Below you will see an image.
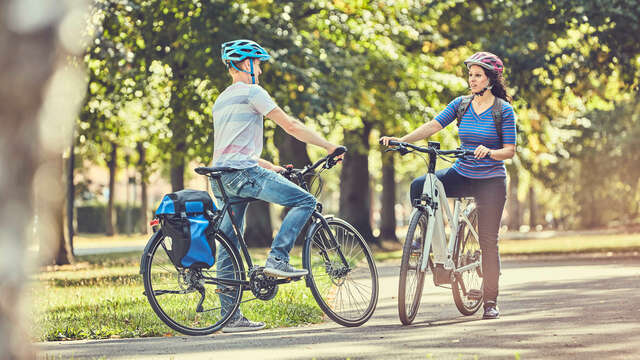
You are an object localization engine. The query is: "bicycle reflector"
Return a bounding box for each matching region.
[149,219,159,227]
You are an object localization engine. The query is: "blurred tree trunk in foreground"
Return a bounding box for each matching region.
[0,0,85,356]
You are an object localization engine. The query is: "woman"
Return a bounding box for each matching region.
[380,52,517,319]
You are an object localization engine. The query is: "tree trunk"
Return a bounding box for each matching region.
[273,126,310,241]
[169,83,187,192]
[244,200,273,247]
[506,165,521,231]
[379,150,397,241]
[170,151,185,192]
[340,123,376,243]
[137,142,148,234]
[274,127,312,167]
[67,137,75,254]
[0,0,78,356]
[106,142,117,236]
[53,192,73,265]
[528,185,537,230]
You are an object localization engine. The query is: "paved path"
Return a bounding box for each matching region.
[37,256,640,359]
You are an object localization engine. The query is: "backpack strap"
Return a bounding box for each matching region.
[455,95,474,127]
[491,97,505,147]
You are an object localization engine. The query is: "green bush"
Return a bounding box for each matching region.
[115,204,143,234]
[76,203,144,234]
[76,204,106,233]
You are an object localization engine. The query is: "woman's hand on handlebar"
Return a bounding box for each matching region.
[379,136,401,146]
[474,145,492,159]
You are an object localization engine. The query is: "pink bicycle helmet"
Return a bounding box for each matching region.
[464,52,504,75]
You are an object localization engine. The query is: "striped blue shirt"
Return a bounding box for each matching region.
[434,96,517,179]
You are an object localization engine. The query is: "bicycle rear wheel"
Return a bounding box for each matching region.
[142,231,244,335]
[398,211,433,325]
[304,218,379,327]
[452,207,483,315]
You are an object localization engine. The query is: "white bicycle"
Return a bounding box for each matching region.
[384,140,483,325]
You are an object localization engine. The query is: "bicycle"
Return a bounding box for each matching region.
[383,140,483,325]
[140,147,379,335]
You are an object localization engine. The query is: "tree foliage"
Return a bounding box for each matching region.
[77,0,640,234]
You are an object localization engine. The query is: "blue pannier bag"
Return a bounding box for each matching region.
[155,189,217,268]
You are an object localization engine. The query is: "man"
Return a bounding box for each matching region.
[211,39,343,332]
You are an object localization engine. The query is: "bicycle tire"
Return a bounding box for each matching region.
[303,217,379,327]
[142,230,244,335]
[398,211,433,325]
[452,207,483,315]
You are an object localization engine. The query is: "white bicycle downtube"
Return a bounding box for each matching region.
[420,207,437,272]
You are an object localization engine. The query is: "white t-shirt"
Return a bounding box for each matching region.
[211,82,277,169]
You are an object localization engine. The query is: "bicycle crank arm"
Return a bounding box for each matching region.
[275,276,304,284]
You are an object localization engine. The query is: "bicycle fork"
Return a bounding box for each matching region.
[419,207,437,273]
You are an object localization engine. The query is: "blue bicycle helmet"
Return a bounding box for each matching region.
[221,39,270,84]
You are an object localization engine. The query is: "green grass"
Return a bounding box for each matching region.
[374,232,640,262]
[31,249,322,341]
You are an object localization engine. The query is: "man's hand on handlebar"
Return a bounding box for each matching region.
[327,144,346,162]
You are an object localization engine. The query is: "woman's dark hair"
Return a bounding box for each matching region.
[483,68,513,104]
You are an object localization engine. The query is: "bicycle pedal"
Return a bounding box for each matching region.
[467,289,483,300]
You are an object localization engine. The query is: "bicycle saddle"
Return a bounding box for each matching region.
[194,167,241,176]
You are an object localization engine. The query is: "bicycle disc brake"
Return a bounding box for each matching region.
[249,267,278,301]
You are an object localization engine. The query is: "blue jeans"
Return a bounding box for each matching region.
[210,166,317,319]
[410,167,506,304]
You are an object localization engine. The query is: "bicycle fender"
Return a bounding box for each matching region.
[140,229,163,274]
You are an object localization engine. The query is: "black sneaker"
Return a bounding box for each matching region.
[482,302,500,319]
[433,263,452,285]
[264,257,308,278]
[222,316,266,333]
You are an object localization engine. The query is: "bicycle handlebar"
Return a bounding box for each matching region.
[281,146,347,180]
[380,139,474,157]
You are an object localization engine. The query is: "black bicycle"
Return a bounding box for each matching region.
[140,147,379,335]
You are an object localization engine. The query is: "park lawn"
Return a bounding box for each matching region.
[374,232,640,262]
[32,250,322,341]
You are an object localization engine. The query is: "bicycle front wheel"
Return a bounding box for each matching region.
[398,211,433,325]
[304,218,379,327]
[142,231,244,335]
[452,207,483,315]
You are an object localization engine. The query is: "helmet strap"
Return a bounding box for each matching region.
[230,60,256,84]
[473,84,493,96]
[249,59,255,84]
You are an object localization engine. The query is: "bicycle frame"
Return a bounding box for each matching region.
[416,173,479,275]
[205,165,350,289]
